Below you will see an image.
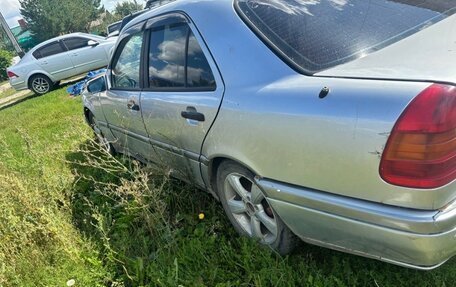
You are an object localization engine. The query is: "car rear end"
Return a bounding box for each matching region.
[7,65,28,92]
[7,54,38,91]
[203,0,456,269]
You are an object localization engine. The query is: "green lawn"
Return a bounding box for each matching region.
[0,87,454,287]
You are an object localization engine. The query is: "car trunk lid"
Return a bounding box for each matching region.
[316,15,456,84]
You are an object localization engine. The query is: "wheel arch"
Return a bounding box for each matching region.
[207,155,260,195]
[27,72,54,89]
[83,106,94,125]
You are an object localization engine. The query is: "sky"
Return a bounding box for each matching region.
[1,0,147,27]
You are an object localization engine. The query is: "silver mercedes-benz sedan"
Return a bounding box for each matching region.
[7,33,117,94]
[82,0,456,269]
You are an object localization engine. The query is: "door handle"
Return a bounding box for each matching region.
[181,106,205,122]
[127,99,140,111]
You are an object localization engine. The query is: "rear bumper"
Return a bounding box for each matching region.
[9,78,28,91]
[257,178,456,269]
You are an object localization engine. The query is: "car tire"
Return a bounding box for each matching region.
[87,112,115,155]
[29,74,53,95]
[216,161,297,255]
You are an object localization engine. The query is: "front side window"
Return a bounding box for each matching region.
[148,22,216,90]
[111,33,144,90]
[33,42,65,59]
[236,0,456,73]
[63,37,90,51]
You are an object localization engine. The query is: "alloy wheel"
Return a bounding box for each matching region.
[223,173,278,244]
[32,77,50,94]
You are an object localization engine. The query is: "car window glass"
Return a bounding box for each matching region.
[149,24,187,88]
[34,42,65,59]
[88,76,106,93]
[236,0,456,73]
[63,37,90,51]
[108,22,122,34]
[112,33,144,90]
[187,31,215,89]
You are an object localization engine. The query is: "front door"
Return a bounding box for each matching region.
[140,14,225,183]
[102,25,156,162]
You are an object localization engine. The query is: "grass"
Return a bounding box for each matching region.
[0,86,455,286]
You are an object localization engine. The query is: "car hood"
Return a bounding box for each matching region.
[316,15,456,84]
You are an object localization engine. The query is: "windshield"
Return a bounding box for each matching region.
[236,0,456,74]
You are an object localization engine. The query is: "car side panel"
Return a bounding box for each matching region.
[36,49,75,81]
[202,75,456,210]
[67,42,110,74]
[155,0,456,210]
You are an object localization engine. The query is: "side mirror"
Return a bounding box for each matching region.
[87,76,106,93]
[88,40,99,47]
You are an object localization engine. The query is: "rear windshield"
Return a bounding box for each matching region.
[235,0,456,74]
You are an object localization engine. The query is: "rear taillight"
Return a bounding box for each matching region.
[7,71,18,79]
[380,84,456,189]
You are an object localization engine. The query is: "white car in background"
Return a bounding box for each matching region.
[7,33,117,94]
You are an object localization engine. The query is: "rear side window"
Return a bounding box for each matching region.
[236,0,456,74]
[33,42,65,59]
[63,37,89,51]
[187,31,215,88]
[148,23,216,90]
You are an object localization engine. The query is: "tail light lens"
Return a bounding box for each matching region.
[380,84,456,189]
[7,71,18,79]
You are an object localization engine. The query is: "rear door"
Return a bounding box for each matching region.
[62,37,108,74]
[33,41,74,80]
[140,13,225,183]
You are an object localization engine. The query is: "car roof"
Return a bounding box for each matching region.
[122,0,231,32]
[30,33,101,53]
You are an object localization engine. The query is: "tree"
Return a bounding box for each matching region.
[0,50,13,81]
[114,0,144,18]
[0,29,12,51]
[20,0,104,42]
[89,11,120,37]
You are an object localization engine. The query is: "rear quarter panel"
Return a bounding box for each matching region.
[9,61,50,90]
[204,75,456,210]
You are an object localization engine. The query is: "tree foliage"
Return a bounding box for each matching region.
[0,50,13,81]
[89,11,121,37]
[114,0,144,18]
[0,30,13,52]
[19,0,104,42]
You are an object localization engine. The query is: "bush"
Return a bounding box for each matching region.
[0,50,13,82]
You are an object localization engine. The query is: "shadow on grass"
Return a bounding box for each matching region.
[55,77,86,90]
[64,140,456,286]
